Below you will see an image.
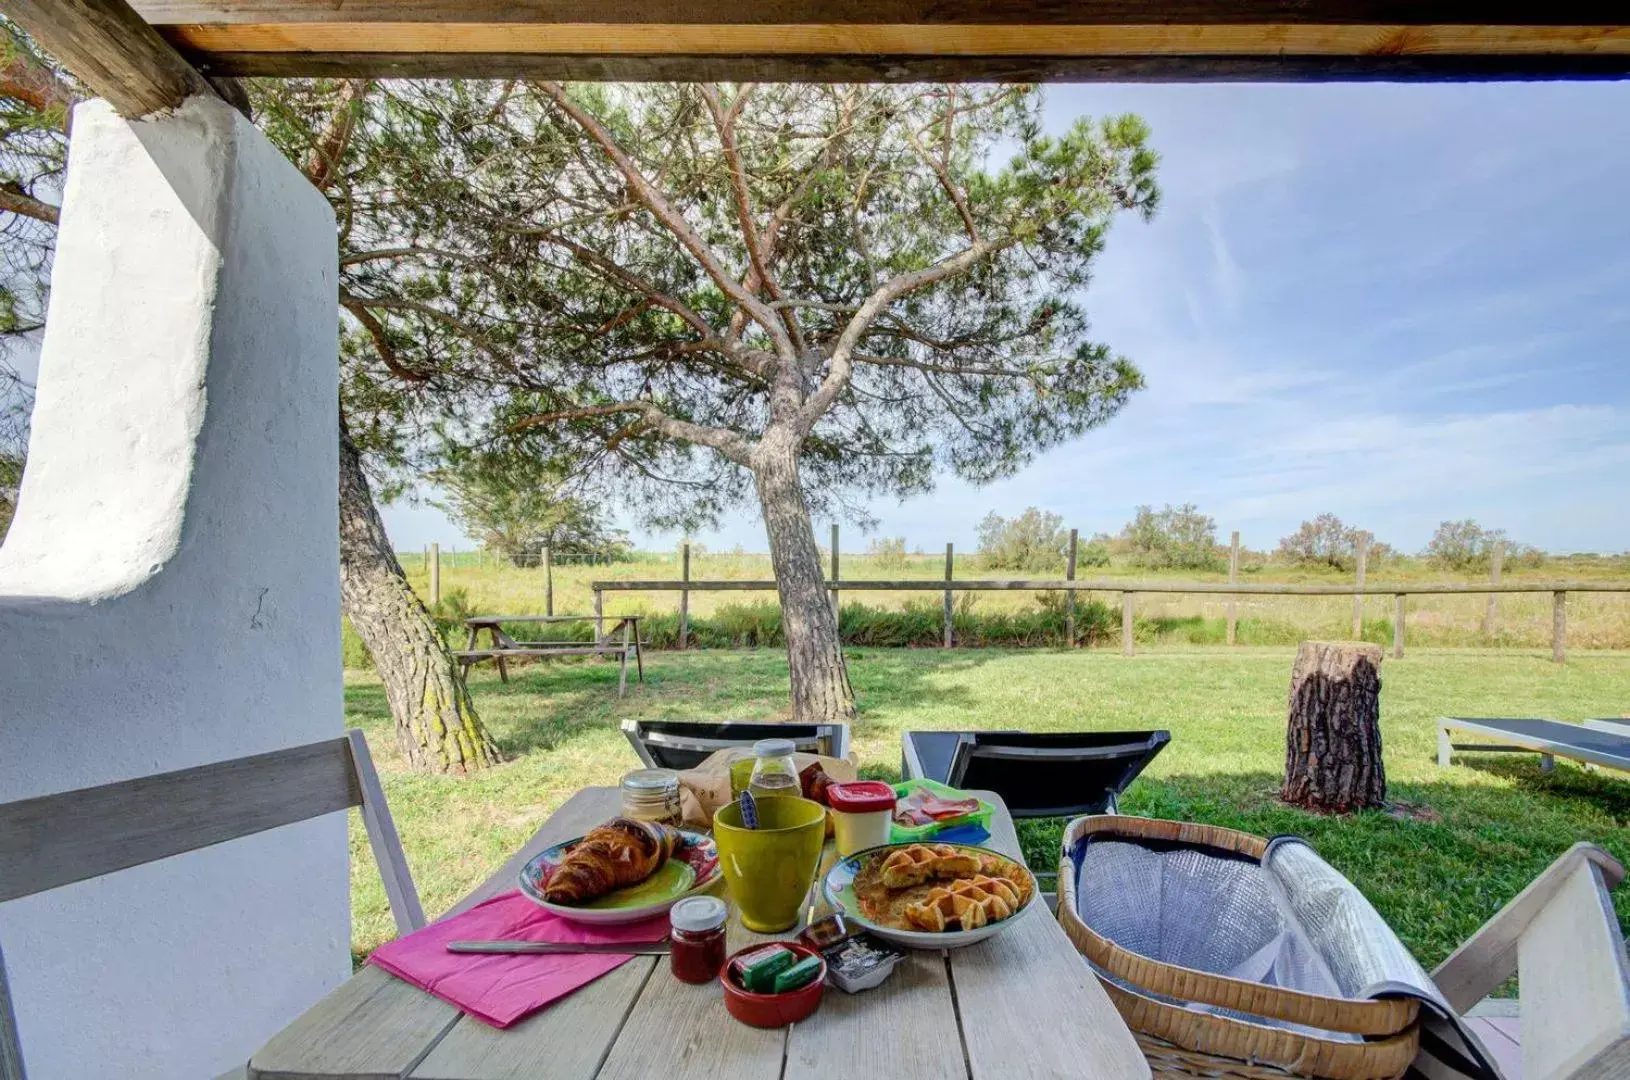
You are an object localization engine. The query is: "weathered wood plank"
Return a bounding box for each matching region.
[1552,589,1567,663]
[411,960,656,1080]
[0,738,359,903]
[593,578,1630,595]
[183,51,1630,82]
[783,952,963,1080]
[1065,528,1078,647]
[1227,530,1240,646]
[125,2,1630,26]
[160,21,1630,59]
[955,793,1150,1080]
[348,730,427,936]
[5,0,214,116]
[248,965,460,1080]
[594,919,784,1080]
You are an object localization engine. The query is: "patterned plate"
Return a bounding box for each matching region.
[519,828,721,925]
[823,842,1039,949]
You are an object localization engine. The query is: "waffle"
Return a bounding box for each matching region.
[878,843,982,888]
[903,875,1022,932]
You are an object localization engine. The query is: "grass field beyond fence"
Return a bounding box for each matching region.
[354,550,1630,665]
[344,646,1630,986]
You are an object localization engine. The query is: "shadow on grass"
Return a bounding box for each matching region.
[461,646,1008,760]
[1014,768,1630,970]
[1452,752,1630,821]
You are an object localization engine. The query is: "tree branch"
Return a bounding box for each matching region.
[339,291,428,384]
[0,182,58,225]
[797,236,1013,432]
[0,36,78,128]
[306,78,372,191]
[506,399,751,465]
[533,80,793,358]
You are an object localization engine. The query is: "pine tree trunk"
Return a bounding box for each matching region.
[751,435,857,725]
[1281,640,1385,813]
[339,424,502,772]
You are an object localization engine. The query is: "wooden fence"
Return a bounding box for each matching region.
[595,561,1630,662]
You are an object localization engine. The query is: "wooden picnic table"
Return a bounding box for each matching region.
[244,787,1149,1080]
[458,615,643,695]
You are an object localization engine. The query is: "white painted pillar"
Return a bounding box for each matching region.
[0,97,344,1079]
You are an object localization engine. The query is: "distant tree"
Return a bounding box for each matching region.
[1121,503,1221,570]
[866,535,908,569]
[1277,513,1393,571]
[1425,519,1505,571]
[432,453,627,567]
[976,507,1070,572]
[1078,534,1112,568]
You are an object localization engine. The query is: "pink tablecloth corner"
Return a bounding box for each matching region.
[367,890,670,1028]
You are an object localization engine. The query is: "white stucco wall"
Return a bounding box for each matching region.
[0,97,347,1078]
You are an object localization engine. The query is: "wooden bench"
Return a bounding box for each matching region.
[457,615,644,696]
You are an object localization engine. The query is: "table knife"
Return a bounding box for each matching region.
[446,940,671,955]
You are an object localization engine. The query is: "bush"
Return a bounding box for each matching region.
[866,535,908,569]
[1077,538,1111,569]
[1277,514,1394,571]
[976,507,1069,572]
[1120,503,1223,571]
[1423,520,1536,572]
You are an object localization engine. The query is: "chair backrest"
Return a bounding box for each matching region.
[946,730,1170,818]
[620,719,849,771]
[0,729,422,1080]
[1432,843,1630,1080]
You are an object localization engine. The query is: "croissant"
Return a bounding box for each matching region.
[542,817,682,905]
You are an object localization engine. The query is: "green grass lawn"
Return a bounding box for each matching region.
[344,646,1630,977]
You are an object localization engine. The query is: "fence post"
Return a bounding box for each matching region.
[1352,534,1368,639]
[1483,540,1505,637]
[1393,594,1405,659]
[1226,531,1239,646]
[830,523,840,624]
[543,544,553,616]
[942,543,955,647]
[595,588,604,644]
[1121,592,1134,656]
[422,544,429,573]
[1065,528,1078,648]
[430,542,440,605]
[1553,590,1566,663]
[680,542,690,651]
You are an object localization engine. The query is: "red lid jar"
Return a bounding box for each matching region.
[826,781,898,813]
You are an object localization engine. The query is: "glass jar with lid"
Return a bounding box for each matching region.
[746,738,801,798]
[620,768,682,826]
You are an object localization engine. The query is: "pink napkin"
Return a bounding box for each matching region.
[368,890,669,1028]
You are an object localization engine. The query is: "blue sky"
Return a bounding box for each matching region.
[382,82,1624,556]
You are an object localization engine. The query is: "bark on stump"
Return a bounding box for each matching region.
[1281,641,1386,813]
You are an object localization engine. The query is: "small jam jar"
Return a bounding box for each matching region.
[668,896,728,984]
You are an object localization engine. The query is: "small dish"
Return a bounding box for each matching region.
[720,942,827,1027]
[518,828,720,925]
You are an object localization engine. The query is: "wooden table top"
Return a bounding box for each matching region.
[245,787,1149,1080]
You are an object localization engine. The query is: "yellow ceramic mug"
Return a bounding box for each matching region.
[713,795,827,932]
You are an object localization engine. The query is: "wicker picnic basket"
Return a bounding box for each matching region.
[1056,816,1420,1080]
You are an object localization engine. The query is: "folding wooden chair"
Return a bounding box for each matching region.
[1430,842,1629,1079]
[0,729,422,1080]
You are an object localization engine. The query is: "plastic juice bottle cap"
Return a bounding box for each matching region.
[669,896,728,933]
[826,781,898,813]
[752,738,797,758]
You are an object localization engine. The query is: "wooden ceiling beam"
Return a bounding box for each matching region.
[152,20,1630,82]
[4,0,218,117]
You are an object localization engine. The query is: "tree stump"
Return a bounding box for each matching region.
[1281,641,1386,813]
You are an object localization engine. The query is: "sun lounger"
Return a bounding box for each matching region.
[1437,717,1630,774]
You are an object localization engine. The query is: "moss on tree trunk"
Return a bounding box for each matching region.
[339,425,501,772]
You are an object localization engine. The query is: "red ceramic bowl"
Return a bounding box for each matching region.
[720,942,827,1028]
